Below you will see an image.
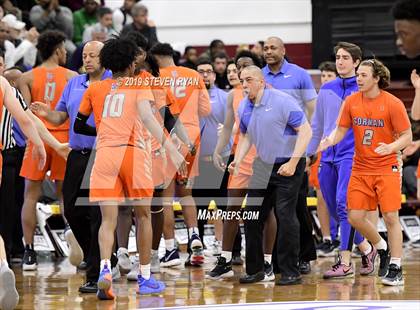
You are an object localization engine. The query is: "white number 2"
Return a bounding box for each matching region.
[102,93,125,118]
[362,129,374,145]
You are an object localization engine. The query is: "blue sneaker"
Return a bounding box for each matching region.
[97,265,115,300]
[137,275,166,295]
[160,248,181,267]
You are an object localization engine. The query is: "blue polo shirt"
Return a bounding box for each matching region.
[55,70,112,150]
[262,60,317,111]
[199,86,232,157]
[238,88,306,164]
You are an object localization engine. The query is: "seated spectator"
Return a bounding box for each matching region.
[0,0,22,20]
[213,52,230,90]
[82,7,116,43]
[29,0,76,54]
[113,0,139,33]
[251,40,265,66]
[0,19,38,69]
[180,46,198,69]
[200,39,225,60]
[73,0,100,45]
[121,3,157,48]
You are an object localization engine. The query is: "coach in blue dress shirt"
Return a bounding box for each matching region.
[193,59,233,240]
[230,66,312,285]
[262,36,318,273]
[30,41,116,293]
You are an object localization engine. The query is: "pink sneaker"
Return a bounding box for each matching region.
[360,246,377,276]
[323,262,354,279]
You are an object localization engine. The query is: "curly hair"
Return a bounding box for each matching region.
[234,50,262,68]
[99,38,139,73]
[392,0,420,21]
[359,59,391,89]
[36,30,66,61]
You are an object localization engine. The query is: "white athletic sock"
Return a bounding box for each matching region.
[221,251,232,262]
[0,259,7,268]
[165,239,175,251]
[323,236,332,242]
[374,239,387,251]
[151,249,158,255]
[390,257,401,268]
[264,254,272,265]
[188,227,198,237]
[362,242,372,255]
[140,264,151,280]
[100,259,111,272]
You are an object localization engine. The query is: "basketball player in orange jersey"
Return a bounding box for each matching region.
[150,43,211,267]
[75,38,186,299]
[18,30,80,271]
[0,75,46,310]
[320,59,412,286]
[209,53,276,281]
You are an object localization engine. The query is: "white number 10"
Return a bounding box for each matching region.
[102,93,125,118]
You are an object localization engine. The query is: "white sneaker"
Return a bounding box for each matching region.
[64,228,84,266]
[204,240,221,257]
[0,264,19,310]
[151,251,160,273]
[127,256,139,281]
[117,247,131,274]
[112,265,121,282]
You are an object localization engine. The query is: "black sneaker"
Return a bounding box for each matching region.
[78,281,98,293]
[262,261,275,282]
[160,248,181,267]
[277,274,302,286]
[207,256,234,279]
[377,248,390,278]
[317,240,336,257]
[332,239,340,250]
[299,261,311,274]
[239,271,265,283]
[381,264,404,286]
[231,253,243,265]
[22,246,37,271]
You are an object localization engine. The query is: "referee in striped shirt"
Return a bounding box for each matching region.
[0,60,70,263]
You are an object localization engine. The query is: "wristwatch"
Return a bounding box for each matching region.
[188,143,196,156]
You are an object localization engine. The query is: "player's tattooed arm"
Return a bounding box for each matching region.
[74,112,97,136]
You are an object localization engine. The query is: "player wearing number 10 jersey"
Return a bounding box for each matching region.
[320,59,412,286]
[75,38,186,299]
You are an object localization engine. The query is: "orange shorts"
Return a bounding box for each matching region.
[347,174,402,213]
[309,154,321,189]
[417,159,420,178]
[90,146,153,202]
[228,172,251,189]
[166,144,199,186]
[20,130,68,181]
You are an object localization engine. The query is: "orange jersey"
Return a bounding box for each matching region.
[31,66,70,131]
[79,78,154,150]
[338,90,411,175]
[232,86,257,176]
[158,65,210,143]
[137,70,177,152]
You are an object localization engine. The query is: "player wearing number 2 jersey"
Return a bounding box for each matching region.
[17,31,78,271]
[150,43,211,267]
[75,38,186,300]
[307,42,372,279]
[320,59,412,287]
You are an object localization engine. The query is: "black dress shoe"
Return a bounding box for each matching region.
[79,281,98,293]
[239,271,265,283]
[231,254,243,266]
[299,261,311,274]
[277,274,302,286]
[77,261,88,271]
